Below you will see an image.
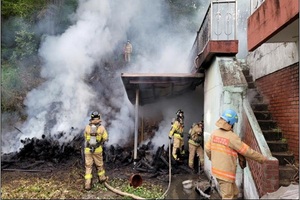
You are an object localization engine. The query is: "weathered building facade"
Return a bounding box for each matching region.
[122,0,298,198]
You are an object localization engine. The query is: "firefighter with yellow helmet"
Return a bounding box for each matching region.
[205,109,266,199]
[84,111,108,190]
[169,109,185,161]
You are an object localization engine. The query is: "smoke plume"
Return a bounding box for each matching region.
[2,0,208,153]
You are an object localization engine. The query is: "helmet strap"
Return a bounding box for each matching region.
[215,118,232,131]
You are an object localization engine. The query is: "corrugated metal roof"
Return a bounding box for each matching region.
[121,73,204,105]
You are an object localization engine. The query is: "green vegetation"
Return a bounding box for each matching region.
[1,171,164,199]
[1,0,78,113]
[1,0,47,20]
[109,178,164,199]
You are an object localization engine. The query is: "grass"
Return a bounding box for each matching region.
[108,178,164,199]
[1,166,165,199]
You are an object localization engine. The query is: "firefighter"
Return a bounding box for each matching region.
[188,121,204,172]
[205,109,267,199]
[84,111,108,190]
[123,40,133,62]
[169,109,185,161]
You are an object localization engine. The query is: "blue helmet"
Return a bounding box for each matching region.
[221,109,238,125]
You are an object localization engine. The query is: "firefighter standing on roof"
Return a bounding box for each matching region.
[124,40,133,62]
[84,111,108,190]
[169,109,184,161]
[188,121,204,172]
[205,109,266,199]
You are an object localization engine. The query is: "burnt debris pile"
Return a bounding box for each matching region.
[2,133,193,176]
[104,141,194,175]
[2,132,84,169]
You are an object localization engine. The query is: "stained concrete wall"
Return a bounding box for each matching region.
[246,42,299,80]
[203,56,248,198]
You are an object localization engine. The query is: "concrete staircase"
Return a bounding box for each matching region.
[242,69,297,187]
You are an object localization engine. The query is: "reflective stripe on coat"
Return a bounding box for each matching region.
[205,129,266,183]
[84,123,108,154]
[169,120,184,139]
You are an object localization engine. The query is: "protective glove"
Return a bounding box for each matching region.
[238,153,246,169]
[86,142,90,148]
[96,140,105,147]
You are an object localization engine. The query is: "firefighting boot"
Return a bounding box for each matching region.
[84,179,92,191]
[199,162,204,174]
[99,175,108,183]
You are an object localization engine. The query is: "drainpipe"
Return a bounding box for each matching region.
[134,89,139,165]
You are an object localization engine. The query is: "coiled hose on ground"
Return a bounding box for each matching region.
[104,139,173,199]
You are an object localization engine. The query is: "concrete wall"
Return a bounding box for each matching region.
[203,56,248,198]
[246,42,298,80]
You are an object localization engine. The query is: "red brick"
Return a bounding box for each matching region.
[256,64,299,161]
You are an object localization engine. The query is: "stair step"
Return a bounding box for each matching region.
[254,111,272,120]
[247,82,256,88]
[272,151,295,165]
[245,75,253,82]
[251,103,269,111]
[247,89,264,104]
[257,120,277,130]
[267,140,288,152]
[279,165,298,180]
[262,130,282,140]
[242,69,250,76]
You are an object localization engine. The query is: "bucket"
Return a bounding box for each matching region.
[182,180,193,189]
[129,174,143,188]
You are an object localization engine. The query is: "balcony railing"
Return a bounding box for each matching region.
[190,0,237,70]
[250,0,265,14]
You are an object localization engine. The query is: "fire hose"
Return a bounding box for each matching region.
[104,139,172,199]
[158,138,172,199]
[104,182,145,200]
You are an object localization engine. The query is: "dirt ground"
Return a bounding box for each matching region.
[1,156,173,199]
[1,154,221,199]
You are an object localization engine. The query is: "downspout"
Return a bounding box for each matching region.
[134,89,139,165]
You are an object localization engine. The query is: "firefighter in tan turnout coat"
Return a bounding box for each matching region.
[205,109,266,199]
[188,121,204,172]
[84,111,108,190]
[169,109,184,161]
[123,40,133,62]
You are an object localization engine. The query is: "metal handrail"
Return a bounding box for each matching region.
[250,0,265,14]
[190,0,237,70]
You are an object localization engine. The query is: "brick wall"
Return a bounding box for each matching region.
[242,113,279,197]
[256,63,299,161]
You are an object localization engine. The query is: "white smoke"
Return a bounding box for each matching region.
[2,0,207,153]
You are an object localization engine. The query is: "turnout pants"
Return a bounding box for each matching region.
[125,53,131,62]
[217,178,239,199]
[85,152,106,184]
[172,137,183,160]
[188,143,204,169]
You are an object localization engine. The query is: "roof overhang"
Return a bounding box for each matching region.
[121,73,204,106]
